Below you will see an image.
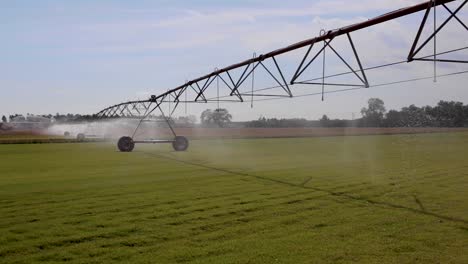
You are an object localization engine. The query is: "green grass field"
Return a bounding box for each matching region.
[1,132,467,263]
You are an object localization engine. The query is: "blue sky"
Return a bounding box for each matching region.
[1,0,467,121]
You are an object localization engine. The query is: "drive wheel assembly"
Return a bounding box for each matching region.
[118,136,135,152]
[172,136,189,151]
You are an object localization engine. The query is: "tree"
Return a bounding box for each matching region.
[398,105,432,127]
[200,109,213,125]
[464,104,468,126]
[319,115,330,127]
[212,108,232,127]
[200,108,232,127]
[430,101,465,127]
[9,114,21,121]
[384,110,403,127]
[361,98,386,127]
[1,115,7,123]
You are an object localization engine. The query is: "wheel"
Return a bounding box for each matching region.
[172,136,189,151]
[64,131,70,137]
[118,136,135,152]
[77,133,85,142]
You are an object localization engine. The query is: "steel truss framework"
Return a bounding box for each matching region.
[92,0,468,151]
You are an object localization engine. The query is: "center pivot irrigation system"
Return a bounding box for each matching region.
[95,0,468,152]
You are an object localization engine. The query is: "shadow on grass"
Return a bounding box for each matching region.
[141,151,468,225]
[412,195,426,212]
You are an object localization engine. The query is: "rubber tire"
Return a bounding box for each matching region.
[64,131,70,137]
[172,136,189,151]
[77,133,85,142]
[118,136,135,152]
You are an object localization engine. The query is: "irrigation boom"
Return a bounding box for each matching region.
[91,0,467,152]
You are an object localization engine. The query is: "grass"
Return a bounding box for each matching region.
[0,134,62,139]
[0,132,467,263]
[0,134,64,144]
[0,134,105,144]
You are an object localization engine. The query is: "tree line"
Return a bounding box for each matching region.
[360,98,468,127]
[2,113,97,123]
[244,99,468,128]
[2,99,468,128]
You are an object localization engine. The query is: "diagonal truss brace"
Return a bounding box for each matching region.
[218,74,244,101]
[291,33,369,88]
[228,56,293,98]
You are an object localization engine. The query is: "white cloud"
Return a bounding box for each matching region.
[67,0,442,57]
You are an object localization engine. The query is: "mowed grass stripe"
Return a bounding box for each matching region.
[3,190,339,262]
[1,182,292,231]
[2,186,327,259]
